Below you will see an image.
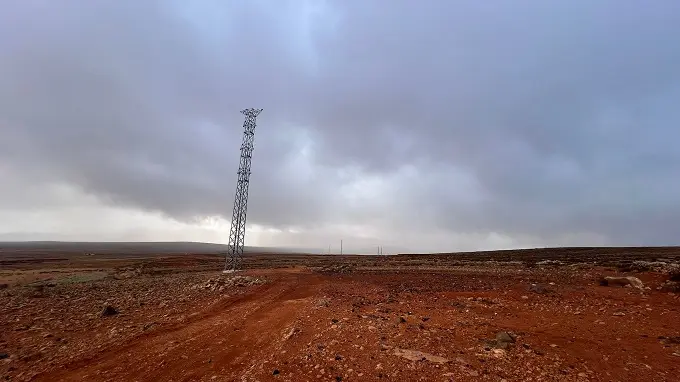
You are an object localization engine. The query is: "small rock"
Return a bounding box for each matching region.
[661,337,680,345]
[100,305,118,317]
[660,281,680,292]
[0,353,8,360]
[273,369,280,375]
[528,284,549,294]
[392,348,451,364]
[496,332,515,344]
[600,276,644,290]
[612,312,625,316]
[484,332,516,349]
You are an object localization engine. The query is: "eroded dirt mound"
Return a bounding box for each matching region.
[193,275,266,291]
[317,263,353,274]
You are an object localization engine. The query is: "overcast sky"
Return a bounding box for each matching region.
[1,0,679,253]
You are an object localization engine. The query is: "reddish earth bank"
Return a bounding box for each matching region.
[1,248,680,381]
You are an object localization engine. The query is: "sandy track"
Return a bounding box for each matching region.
[36,273,323,382]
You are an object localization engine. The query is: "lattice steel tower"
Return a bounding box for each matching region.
[224,108,263,272]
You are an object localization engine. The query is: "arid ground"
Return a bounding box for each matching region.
[1,247,680,381]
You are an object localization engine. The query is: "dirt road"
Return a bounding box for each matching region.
[36,271,323,382]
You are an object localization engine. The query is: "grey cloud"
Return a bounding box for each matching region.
[0,1,334,229]
[304,0,680,244]
[1,0,680,248]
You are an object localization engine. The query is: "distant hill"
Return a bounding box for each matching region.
[0,241,308,255]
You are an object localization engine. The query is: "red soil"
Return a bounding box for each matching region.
[1,252,679,381]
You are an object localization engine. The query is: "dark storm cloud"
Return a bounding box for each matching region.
[1,0,680,246]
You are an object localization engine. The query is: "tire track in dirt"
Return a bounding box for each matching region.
[34,272,325,382]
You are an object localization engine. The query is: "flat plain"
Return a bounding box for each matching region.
[1,247,679,381]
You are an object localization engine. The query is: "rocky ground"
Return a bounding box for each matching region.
[1,250,680,381]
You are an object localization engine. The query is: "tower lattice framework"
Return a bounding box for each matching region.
[225,108,263,272]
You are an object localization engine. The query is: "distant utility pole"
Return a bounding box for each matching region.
[340,240,343,256]
[224,108,263,273]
